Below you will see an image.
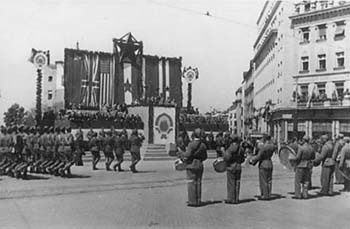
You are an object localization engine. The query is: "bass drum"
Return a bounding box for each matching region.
[174,158,186,171]
[213,157,227,173]
[278,145,297,171]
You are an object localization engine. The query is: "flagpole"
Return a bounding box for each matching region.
[36,69,42,124]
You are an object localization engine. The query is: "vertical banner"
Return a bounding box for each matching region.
[158,59,163,96]
[165,59,170,99]
[124,63,132,104]
[142,57,146,98]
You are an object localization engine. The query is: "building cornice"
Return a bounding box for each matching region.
[290,4,350,27]
[253,1,281,49]
[253,29,277,63]
[293,70,350,79]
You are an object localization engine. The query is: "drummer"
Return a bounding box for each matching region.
[292,136,315,199]
[223,135,245,204]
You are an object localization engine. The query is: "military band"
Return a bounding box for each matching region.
[2,123,350,208]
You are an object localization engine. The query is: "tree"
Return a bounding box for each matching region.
[3,103,26,127]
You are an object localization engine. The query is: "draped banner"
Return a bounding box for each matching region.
[64,48,182,108]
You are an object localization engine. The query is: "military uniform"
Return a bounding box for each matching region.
[129,130,144,173]
[332,137,345,184]
[74,129,84,166]
[113,133,126,171]
[183,130,208,207]
[251,139,276,200]
[314,138,335,195]
[224,139,245,204]
[89,133,100,170]
[339,140,350,191]
[293,139,315,199]
[103,132,115,171]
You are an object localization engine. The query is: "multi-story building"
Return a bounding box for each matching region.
[246,1,295,143]
[242,61,255,136]
[42,60,64,111]
[244,0,350,143]
[228,87,243,137]
[285,0,350,139]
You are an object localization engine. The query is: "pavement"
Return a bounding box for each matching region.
[1,155,350,229]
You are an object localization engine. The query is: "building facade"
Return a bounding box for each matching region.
[284,0,350,139]
[42,60,64,112]
[244,0,350,144]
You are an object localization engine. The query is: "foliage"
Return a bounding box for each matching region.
[3,103,26,126]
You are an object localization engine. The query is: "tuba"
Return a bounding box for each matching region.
[278,145,297,171]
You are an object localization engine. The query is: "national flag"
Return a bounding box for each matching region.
[99,58,111,107]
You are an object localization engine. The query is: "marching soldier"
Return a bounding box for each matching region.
[61,127,75,176]
[332,134,345,184]
[182,128,207,207]
[89,132,100,170]
[223,135,245,204]
[338,137,350,192]
[250,135,276,200]
[129,129,145,173]
[75,127,85,166]
[86,127,95,141]
[313,135,335,196]
[113,132,126,172]
[292,136,315,199]
[103,131,115,171]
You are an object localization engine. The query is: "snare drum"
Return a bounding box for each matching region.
[174,158,186,171]
[213,157,227,173]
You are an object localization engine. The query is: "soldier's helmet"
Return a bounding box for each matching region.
[55,127,61,132]
[67,127,72,132]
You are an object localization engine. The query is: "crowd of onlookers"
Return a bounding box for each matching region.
[295,89,350,103]
[42,104,143,129]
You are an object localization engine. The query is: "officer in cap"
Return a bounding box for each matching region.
[182,128,208,207]
[313,135,335,196]
[292,135,315,199]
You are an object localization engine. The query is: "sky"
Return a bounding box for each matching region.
[0,0,265,125]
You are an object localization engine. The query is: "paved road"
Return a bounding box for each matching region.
[1,156,350,229]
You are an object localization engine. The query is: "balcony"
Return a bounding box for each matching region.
[296,99,350,108]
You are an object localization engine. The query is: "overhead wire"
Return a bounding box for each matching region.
[147,0,349,51]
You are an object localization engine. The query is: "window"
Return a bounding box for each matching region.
[335,21,345,40]
[305,3,311,12]
[317,83,326,94]
[317,54,326,70]
[301,56,309,71]
[335,82,344,99]
[300,85,308,97]
[336,52,345,68]
[317,24,327,40]
[48,76,53,82]
[301,27,310,43]
[48,90,53,100]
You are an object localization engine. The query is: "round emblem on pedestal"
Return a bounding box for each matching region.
[155,113,173,139]
[33,52,48,69]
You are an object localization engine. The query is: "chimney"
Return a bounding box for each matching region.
[76,41,79,50]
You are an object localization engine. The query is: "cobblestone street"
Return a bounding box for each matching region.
[1,156,349,229]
